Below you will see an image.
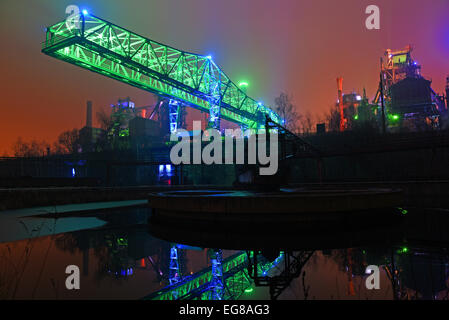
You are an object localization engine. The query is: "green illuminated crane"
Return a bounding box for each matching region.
[42,12,282,130]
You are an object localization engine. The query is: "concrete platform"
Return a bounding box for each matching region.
[148,188,403,224]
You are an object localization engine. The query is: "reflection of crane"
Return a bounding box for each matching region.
[246,250,314,300]
[145,251,287,300]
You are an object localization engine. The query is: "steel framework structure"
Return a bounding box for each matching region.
[145,251,283,300]
[168,245,181,299]
[41,12,282,129]
[208,249,225,300]
[373,46,421,105]
[168,99,181,134]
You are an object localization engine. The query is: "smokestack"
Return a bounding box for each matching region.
[446,76,449,109]
[337,77,344,132]
[86,101,92,128]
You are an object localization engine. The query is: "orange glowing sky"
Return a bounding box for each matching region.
[1,0,449,155]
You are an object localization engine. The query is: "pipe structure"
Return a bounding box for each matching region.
[337,77,345,132]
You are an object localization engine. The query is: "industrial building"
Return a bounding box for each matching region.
[374,46,448,131]
[336,46,448,132]
[336,77,364,131]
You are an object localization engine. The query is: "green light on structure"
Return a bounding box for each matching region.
[397,246,409,254]
[354,115,359,120]
[41,15,283,129]
[244,287,254,293]
[387,114,400,123]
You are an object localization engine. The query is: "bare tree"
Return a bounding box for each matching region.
[12,137,49,157]
[300,112,315,134]
[274,92,302,133]
[51,141,66,155]
[326,105,341,132]
[57,129,80,154]
[96,108,112,131]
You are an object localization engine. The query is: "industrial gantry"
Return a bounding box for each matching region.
[41,11,282,132]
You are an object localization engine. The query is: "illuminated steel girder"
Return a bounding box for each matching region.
[145,251,285,300]
[169,245,181,285]
[209,249,225,300]
[169,245,181,299]
[41,13,282,129]
[168,100,181,134]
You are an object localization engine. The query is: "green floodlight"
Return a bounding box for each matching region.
[397,246,409,254]
[244,287,254,293]
[239,81,249,87]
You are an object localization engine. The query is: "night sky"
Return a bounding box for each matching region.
[1,0,449,155]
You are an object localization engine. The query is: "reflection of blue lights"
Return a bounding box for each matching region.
[71,168,76,177]
[260,252,284,277]
[114,268,133,277]
[159,164,173,175]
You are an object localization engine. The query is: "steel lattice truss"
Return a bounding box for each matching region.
[145,251,282,300]
[42,13,282,128]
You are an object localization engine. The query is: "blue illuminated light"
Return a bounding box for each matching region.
[165,164,172,172]
[206,55,212,60]
[82,9,88,15]
[159,165,164,173]
[71,168,75,177]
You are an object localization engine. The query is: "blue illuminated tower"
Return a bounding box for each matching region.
[168,99,181,134]
[169,244,181,299]
[209,249,224,300]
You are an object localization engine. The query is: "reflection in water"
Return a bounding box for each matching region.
[0,206,448,300]
[158,164,174,186]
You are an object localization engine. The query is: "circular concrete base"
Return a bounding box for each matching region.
[148,187,403,225]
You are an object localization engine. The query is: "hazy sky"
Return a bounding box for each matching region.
[1,0,449,154]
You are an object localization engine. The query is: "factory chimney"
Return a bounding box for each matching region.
[337,77,344,132]
[86,100,93,128]
[446,76,449,109]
